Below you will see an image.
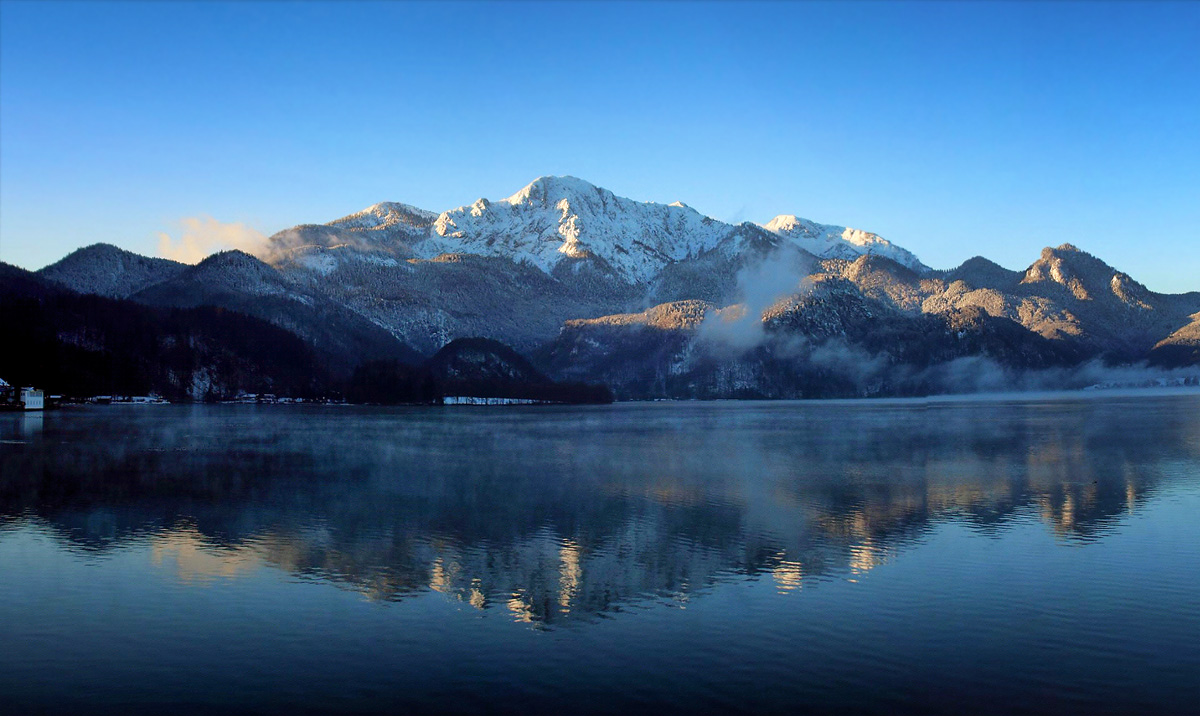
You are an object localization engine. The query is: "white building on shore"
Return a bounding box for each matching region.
[21,387,44,411]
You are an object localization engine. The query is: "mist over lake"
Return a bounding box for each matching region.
[2,392,1198,715]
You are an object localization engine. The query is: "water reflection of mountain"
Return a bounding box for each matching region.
[1,395,1197,624]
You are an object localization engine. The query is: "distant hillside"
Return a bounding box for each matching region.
[1,262,331,400]
[43,247,424,374]
[40,243,186,298]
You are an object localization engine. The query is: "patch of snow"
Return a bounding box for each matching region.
[761,215,927,272]
[329,201,438,231]
[417,176,730,283]
[299,252,337,275]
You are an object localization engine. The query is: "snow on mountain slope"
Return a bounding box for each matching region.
[761,215,928,272]
[328,201,438,233]
[413,176,730,283]
[268,176,928,287]
[264,202,436,267]
[250,176,940,351]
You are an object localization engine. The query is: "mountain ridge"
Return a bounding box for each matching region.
[266,175,927,285]
[23,177,1200,398]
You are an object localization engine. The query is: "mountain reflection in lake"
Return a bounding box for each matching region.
[2,393,1199,715]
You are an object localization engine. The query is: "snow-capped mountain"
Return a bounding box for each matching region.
[265,201,435,266]
[419,176,730,283]
[328,201,438,233]
[25,177,1200,399]
[269,175,925,285]
[761,215,926,271]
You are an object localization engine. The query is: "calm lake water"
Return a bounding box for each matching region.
[1,392,1199,715]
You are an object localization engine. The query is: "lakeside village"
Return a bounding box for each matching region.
[1,378,554,411]
[0,380,332,410]
[0,377,328,410]
[9,375,1195,412]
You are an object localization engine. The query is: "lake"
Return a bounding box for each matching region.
[2,392,1199,715]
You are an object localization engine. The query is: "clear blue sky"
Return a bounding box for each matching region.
[1,1,1197,291]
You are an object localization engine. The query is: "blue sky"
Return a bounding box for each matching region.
[1,1,1197,291]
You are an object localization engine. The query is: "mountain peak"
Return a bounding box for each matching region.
[39,243,186,299]
[272,176,929,284]
[1024,243,1126,302]
[762,214,807,233]
[72,242,124,254]
[944,256,1023,289]
[194,249,274,272]
[503,175,604,207]
[761,215,927,272]
[424,176,725,283]
[53,243,144,263]
[329,201,437,231]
